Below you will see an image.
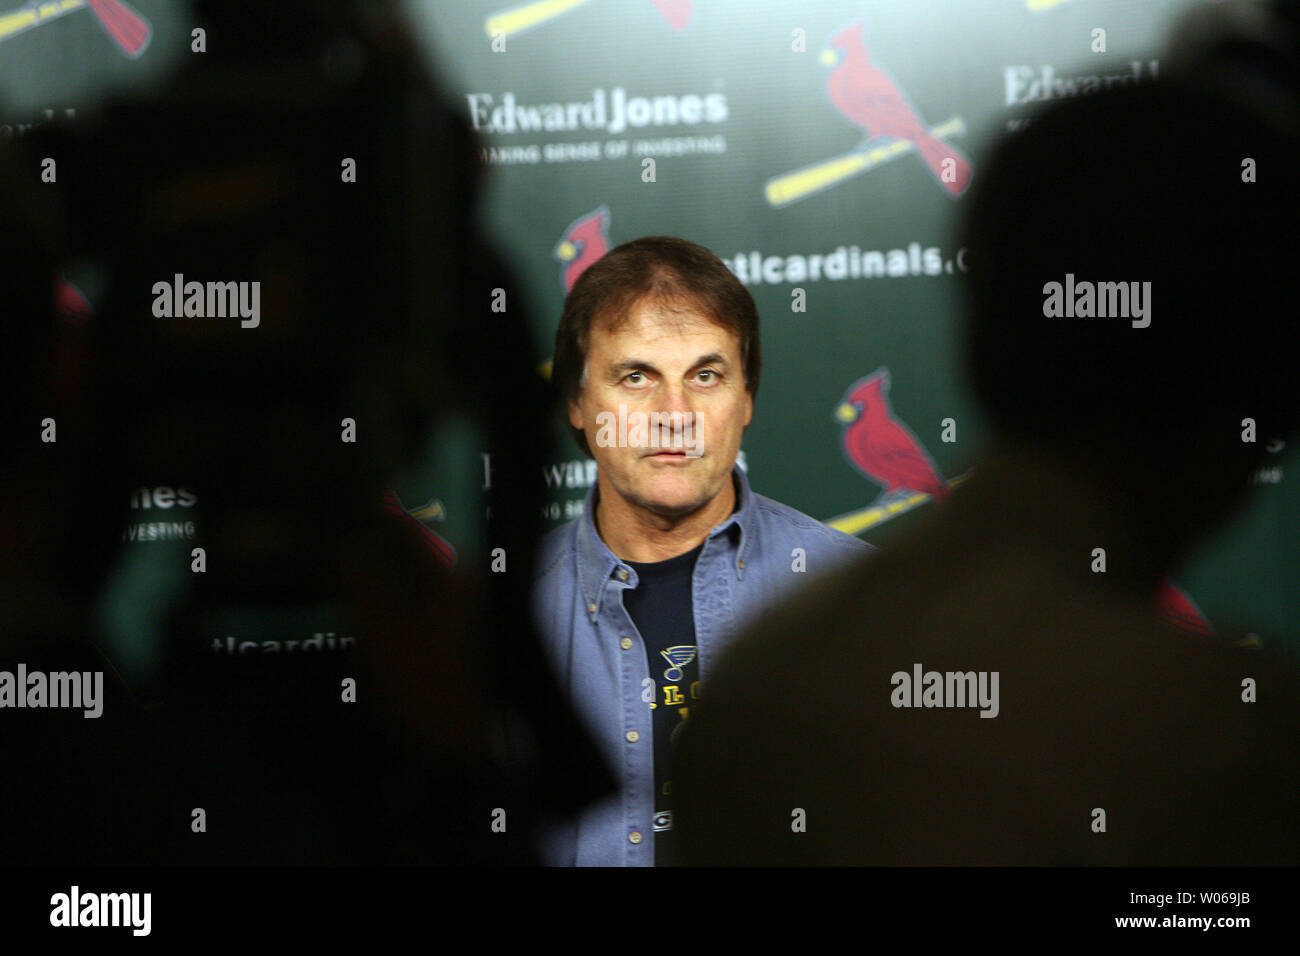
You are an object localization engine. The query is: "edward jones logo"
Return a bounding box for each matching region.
[466,87,727,137]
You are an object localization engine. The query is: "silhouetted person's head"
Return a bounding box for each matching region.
[48,1,479,599]
[958,79,1300,568]
[0,145,63,627]
[0,136,121,618]
[0,146,59,475]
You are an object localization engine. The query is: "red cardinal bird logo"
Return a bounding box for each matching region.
[823,23,971,197]
[56,276,92,324]
[837,368,950,503]
[555,205,611,293]
[382,491,456,569]
[1155,576,1214,638]
[51,276,92,409]
[650,0,693,30]
[0,0,151,57]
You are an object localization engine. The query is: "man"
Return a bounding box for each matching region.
[674,78,1300,865]
[532,236,871,865]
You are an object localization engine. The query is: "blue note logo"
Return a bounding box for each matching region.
[660,645,696,682]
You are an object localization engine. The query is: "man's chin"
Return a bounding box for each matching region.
[639,498,707,520]
[626,478,711,519]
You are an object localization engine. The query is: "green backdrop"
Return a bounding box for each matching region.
[3,0,1293,658]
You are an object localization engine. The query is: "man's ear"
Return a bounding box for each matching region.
[743,389,754,428]
[568,398,585,432]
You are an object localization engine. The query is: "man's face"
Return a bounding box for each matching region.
[569,300,753,519]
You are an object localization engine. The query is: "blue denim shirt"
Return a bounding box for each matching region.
[531,464,873,865]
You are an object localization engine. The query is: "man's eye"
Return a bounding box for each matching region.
[697,369,718,383]
[625,371,646,385]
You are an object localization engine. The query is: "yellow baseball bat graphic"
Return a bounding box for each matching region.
[1025,0,1072,11]
[409,500,445,522]
[485,0,596,39]
[765,116,965,208]
[1,0,149,55]
[827,473,971,537]
[0,0,83,43]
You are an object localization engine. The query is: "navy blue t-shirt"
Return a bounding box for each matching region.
[622,542,704,866]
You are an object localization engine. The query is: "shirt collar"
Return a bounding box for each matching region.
[575,463,754,621]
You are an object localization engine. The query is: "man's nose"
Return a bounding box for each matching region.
[656,381,693,416]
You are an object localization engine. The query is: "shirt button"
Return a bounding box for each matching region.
[617,568,629,581]
[626,730,640,743]
[620,637,633,650]
[738,558,745,570]
[587,602,597,614]
[629,831,643,845]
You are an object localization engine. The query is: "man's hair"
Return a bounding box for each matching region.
[958,79,1300,482]
[552,236,761,456]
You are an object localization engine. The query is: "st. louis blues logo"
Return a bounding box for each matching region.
[660,645,696,683]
